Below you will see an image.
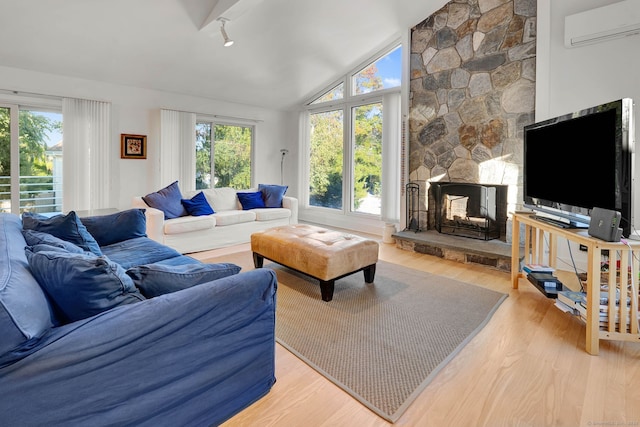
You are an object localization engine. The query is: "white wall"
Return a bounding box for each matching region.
[0,65,296,211]
[536,0,640,273]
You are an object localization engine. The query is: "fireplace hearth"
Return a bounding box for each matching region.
[428,182,508,241]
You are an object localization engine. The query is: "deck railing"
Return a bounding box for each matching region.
[0,175,63,214]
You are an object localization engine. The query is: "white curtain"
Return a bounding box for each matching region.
[160,109,196,192]
[62,98,111,212]
[381,92,401,223]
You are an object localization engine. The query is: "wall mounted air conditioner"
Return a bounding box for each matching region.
[565,0,640,48]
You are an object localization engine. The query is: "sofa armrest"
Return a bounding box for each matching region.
[283,196,298,224]
[0,269,277,426]
[132,196,164,243]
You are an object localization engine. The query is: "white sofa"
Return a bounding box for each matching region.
[132,187,298,254]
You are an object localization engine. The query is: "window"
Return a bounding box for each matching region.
[0,103,62,214]
[352,102,382,215]
[196,121,253,190]
[309,109,344,209]
[304,44,401,221]
[353,45,402,95]
[309,83,344,105]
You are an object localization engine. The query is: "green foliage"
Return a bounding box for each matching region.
[309,110,343,209]
[195,123,252,190]
[0,108,58,208]
[0,109,9,177]
[308,64,384,212]
[0,109,55,177]
[213,125,251,189]
[195,123,211,189]
[308,101,382,211]
[353,103,382,209]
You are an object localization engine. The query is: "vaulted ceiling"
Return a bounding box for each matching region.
[0,0,443,110]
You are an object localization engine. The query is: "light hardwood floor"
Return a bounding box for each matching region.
[191,236,640,427]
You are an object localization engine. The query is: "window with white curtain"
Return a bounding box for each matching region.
[63,98,111,212]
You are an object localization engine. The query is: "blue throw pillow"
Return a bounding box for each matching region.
[237,191,266,210]
[259,184,288,208]
[81,209,147,246]
[22,211,103,256]
[22,229,85,253]
[25,249,145,323]
[126,262,241,298]
[142,181,188,219]
[181,192,215,216]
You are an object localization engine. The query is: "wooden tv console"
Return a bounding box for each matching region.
[510,212,640,355]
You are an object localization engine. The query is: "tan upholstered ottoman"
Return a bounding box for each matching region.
[251,224,379,301]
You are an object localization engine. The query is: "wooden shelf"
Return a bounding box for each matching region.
[511,212,640,355]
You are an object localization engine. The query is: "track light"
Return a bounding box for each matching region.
[218,18,234,47]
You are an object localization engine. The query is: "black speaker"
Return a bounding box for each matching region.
[588,207,623,242]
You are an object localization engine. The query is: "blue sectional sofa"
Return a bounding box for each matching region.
[0,210,277,426]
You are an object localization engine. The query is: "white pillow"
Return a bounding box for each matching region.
[201,187,240,211]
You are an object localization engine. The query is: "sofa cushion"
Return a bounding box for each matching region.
[81,209,147,246]
[100,237,183,269]
[181,191,215,216]
[253,208,292,222]
[213,210,256,226]
[0,214,57,356]
[25,249,145,322]
[237,192,266,210]
[126,262,241,298]
[152,255,202,267]
[142,181,188,219]
[22,229,85,254]
[27,243,80,254]
[164,215,216,235]
[21,211,102,256]
[200,187,239,212]
[259,184,288,208]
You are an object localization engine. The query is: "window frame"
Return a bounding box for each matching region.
[0,95,63,214]
[195,115,257,190]
[303,41,402,221]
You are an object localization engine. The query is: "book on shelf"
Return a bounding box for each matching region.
[555,299,576,314]
[579,310,632,325]
[522,263,555,274]
[557,290,585,314]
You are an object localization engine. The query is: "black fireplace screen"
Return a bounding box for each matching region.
[433,183,505,240]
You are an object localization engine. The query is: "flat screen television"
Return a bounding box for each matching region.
[523,98,635,237]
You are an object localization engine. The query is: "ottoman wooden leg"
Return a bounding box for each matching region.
[319,280,335,302]
[363,264,376,283]
[253,252,264,268]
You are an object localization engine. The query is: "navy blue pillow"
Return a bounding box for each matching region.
[126,262,241,298]
[25,249,145,323]
[142,181,188,219]
[237,191,266,210]
[22,211,103,256]
[259,184,288,208]
[181,192,214,216]
[81,209,147,247]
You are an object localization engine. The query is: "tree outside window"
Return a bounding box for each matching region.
[196,122,252,190]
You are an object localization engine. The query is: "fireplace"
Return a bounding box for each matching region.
[428,182,508,241]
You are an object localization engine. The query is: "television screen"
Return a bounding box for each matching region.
[523,98,634,237]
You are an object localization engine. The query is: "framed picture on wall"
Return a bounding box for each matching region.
[121,134,147,159]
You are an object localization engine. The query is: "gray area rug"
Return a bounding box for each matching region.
[204,252,507,422]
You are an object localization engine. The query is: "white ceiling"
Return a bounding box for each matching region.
[0,0,442,110]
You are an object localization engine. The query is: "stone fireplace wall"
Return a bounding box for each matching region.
[408,0,536,231]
